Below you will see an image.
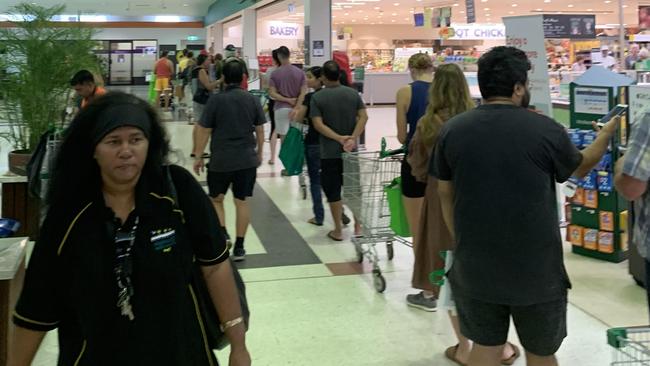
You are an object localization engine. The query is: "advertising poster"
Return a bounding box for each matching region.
[629,85,650,126]
[504,15,553,116]
[465,0,476,23]
[640,6,650,29]
[543,15,596,39]
[573,87,610,115]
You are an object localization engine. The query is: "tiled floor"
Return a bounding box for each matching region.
[27,88,647,365]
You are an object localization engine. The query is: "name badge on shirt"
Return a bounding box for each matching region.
[150,228,176,253]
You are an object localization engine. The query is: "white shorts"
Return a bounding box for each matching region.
[274,108,292,136]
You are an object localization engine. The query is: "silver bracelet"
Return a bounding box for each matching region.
[220,316,244,332]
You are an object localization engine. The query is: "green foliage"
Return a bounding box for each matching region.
[0,3,100,151]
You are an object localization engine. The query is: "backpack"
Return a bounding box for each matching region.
[165,166,250,350]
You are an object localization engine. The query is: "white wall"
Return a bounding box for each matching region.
[95,28,205,48]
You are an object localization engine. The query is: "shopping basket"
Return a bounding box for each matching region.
[608,327,650,365]
[341,138,411,293]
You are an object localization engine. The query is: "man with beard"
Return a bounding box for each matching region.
[431,46,619,366]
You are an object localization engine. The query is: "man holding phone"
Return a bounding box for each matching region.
[432,46,619,366]
[311,60,368,242]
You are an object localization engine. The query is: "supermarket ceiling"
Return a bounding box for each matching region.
[262,0,642,28]
[0,0,214,17]
[0,0,643,26]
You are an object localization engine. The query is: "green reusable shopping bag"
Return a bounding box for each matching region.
[385,177,411,237]
[279,126,305,176]
[148,74,157,103]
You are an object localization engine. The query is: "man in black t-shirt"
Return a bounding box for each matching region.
[194,59,266,262]
[431,46,619,365]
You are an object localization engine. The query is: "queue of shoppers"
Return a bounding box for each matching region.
[11,41,648,366]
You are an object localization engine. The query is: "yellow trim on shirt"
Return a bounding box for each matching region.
[73,340,87,366]
[196,245,229,264]
[56,201,94,256]
[13,310,59,327]
[188,285,216,366]
[149,192,175,205]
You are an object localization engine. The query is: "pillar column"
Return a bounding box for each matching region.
[242,8,257,62]
[305,0,332,66]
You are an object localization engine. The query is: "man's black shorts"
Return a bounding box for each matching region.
[401,159,426,198]
[455,293,567,357]
[207,168,256,200]
[321,158,343,202]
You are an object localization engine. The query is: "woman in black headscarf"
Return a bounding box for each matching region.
[9,92,250,366]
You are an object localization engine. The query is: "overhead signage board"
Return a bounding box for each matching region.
[448,24,505,40]
[267,22,301,39]
[465,0,476,24]
[542,14,596,39]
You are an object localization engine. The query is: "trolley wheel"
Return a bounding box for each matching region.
[373,271,386,293]
[386,242,394,261]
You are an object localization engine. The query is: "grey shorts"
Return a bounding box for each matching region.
[455,293,567,357]
[274,108,291,135]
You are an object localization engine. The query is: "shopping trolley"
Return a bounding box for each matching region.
[608,327,650,365]
[342,138,412,293]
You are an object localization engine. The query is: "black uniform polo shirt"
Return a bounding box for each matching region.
[14,165,228,365]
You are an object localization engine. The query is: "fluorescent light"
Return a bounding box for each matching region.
[154,15,180,22]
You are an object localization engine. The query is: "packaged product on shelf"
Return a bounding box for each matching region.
[569,129,584,147]
[598,231,615,253]
[581,171,598,190]
[621,232,629,251]
[599,211,614,231]
[569,225,584,246]
[572,187,585,205]
[583,229,599,250]
[582,130,597,146]
[596,154,612,171]
[620,210,628,232]
[597,171,613,192]
[584,190,598,209]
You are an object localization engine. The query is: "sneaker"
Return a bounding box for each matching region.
[232,246,246,262]
[406,292,437,312]
[342,213,351,226]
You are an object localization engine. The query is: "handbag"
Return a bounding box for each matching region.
[278,126,305,176]
[165,166,250,350]
[193,87,210,105]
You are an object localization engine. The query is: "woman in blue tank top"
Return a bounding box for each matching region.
[395,53,436,310]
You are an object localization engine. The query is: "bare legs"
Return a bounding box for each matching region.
[328,200,344,240]
[211,195,250,239]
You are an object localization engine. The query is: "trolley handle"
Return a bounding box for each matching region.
[380,137,405,158]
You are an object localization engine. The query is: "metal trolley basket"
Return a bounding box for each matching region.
[341,141,411,293]
[608,327,650,365]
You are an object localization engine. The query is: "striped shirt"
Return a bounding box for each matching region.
[623,113,650,259]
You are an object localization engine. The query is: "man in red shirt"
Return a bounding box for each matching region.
[154,50,174,110]
[70,70,107,111]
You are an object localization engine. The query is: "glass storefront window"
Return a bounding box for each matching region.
[256,0,305,68]
[223,17,243,50]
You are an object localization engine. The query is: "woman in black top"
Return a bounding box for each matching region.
[10,92,250,366]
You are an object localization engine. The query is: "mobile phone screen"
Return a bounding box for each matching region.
[598,104,628,124]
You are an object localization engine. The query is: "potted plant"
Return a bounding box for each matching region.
[0,3,100,174]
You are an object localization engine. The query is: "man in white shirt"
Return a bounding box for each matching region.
[599,45,618,70]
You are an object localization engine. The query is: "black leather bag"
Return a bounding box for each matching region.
[193,87,210,105]
[166,166,250,350]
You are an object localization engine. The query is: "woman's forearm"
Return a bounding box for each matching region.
[201,261,246,349]
[8,326,46,366]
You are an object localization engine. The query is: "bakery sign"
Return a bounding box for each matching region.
[267,22,301,39]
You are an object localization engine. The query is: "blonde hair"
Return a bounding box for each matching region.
[408,53,434,72]
[419,63,474,148]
